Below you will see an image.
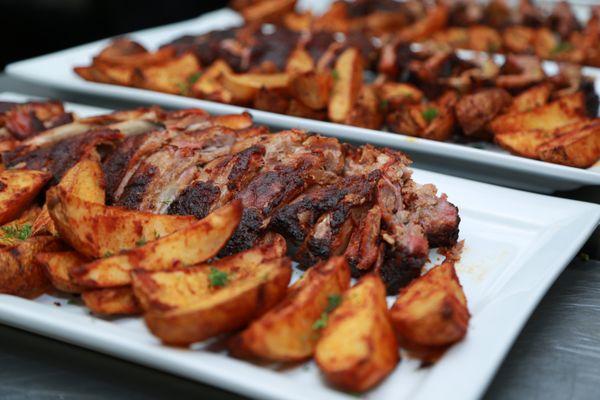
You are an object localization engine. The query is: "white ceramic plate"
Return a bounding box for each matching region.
[0,92,599,400]
[6,4,600,193]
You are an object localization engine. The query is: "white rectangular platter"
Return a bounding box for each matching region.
[5,1,600,193]
[0,92,599,400]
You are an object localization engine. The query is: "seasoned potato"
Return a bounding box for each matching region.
[133,250,291,345]
[0,205,42,247]
[57,155,105,204]
[490,92,586,135]
[345,85,383,130]
[328,48,363,123]
[0,236,62,298]
[36,251,88,293]
[315,274,399,392]
[290,71,332,110]
[71,201,242,288]
[283,11,313,32]
[455,88,512,137]
[398,5,448,42]
[376,82,423,109]
[135,53,201,95]
[191,60,233,102]
[537,121,600,168]
[495,129,559,159]
[286,48,315,74]
[253,87,290,114]
[390,259,469,362]
[82,287,141,315]
[229,256,351,362]
[211,112,254,130]
[507,83,553,114]
[0,169,50,225]
[220,72,290,104]
[287,99,327,120]
[240,0,297,23]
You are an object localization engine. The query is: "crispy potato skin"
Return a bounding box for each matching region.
[71,201,242,288]
[495,129,558,159]
[537,121,600,168]
[0,236,62,298]
[455,88,512,137]
[134,251,291,346]
[135,53,200,95]
[240,0,296,23]
[229,256,351,362]
[82,287,141,315]
[0,169,51,225]
[36,251,88,293]
[47,187,196,259]
[328,48,363,123]
[315,275,399,392]
[507,83,552,114]
[290,71,331,110]
[58,155,105,204]
[390,260,469,361]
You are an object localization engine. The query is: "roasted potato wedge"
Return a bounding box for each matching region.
[345,85,383,130]
[240,0,296,23]
[0,169,50,225]
[211,112,254,130]
[290,71,332,110]
[133,249,291,345]
[495,129,559,159]
[315,274,399,392]
[537,121,600,168]
[490,92,586,135]
[36,251,88,293]
[328,48,363,123]
[229,256,351,362]
[507,83,553,114]
[82,287,141,315]
[47,187,196,259]
[390,259,469,362]
[57,155,105,204]
[0,205,42,247]
[71,201,242,288]
[286,48,315,74]
[135,53,201,95]
[191,60,233,102]
[376,82,423,108]
[0,236,62,298]
[220,72,290,104]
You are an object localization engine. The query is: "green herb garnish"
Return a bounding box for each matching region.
[103,251,113,258]
[135,237,147,247]
[312,313,329,330]
[187,71,203,86]
[331,69,339,81]
[154,230,161,240]
[2,224,32,241]
[312,294,343,330]
[422,107,439,123]
[209,267,229,288]
[551,41,573,55]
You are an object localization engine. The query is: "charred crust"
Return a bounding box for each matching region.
[167,181,220,219]
[376,244,426,295]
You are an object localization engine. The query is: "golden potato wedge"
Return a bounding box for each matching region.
[315,274,399,392]
[94,39,174,67]
[376,82,423,108]
[31,205,57,237]
[94,63,137,86]
[328,48,363,123]
[133,253,291,345]
[211,112,254,130]
[490,92,586,135]
[133,234,287,311]
[0,236,62,298]
[345,85,383,130]
[36,251,88,293]
[220,72,290,104]
[0,169,50,225]
[229,256,351,362]
[507,83,553,114]
[390,259,469,362]
[495,129,559,159]
[82,287,141,315]
[286,48,315,74]
[191,60,233,102]
[537,121,600,168]
[398,5,448,42]
[253,87,290,114]
[47,188,196,259]
[57,155,105,204]
[240,0,296,23]
[135,53,201,95]
[290,71,332,110]
[283,11,313,31]
[71,201,242,288]
[287,99,327,120]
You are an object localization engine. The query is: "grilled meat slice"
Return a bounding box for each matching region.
[344,204,382,276]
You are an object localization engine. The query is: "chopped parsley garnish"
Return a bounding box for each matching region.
[154,230,161,240]
[422,107,439,123]
[135,237,147,247]
[187,71,203,86]
[208,267,229,288]
[312,294,343,330]
[551,41,573,55]
[2,224,32,241]
[331,69,340,81]
[103,251,113,258]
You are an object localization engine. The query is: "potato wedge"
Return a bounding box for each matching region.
[0,205,41,247]
[507,83,553,114]
[191,60,233,102]
[220,72,290,104]
[490,92,586,135]
[0,236,62,298]
[71,201,242,288]
[286,48,315,74]
[537,121,600,168]
[315,274,399,392]
[229,256,351,362]
[36,251,88,293]
[57,155,105,204]
[47,187,196,259]
[495,129,558,159]
[82,287,141,315]
[290,71,332,110]
[390,259,469,361]
[0,169,50,225]
[377,82,423,108]
[328,48,363,123]
[345,85,383,130]
[211,112,254,130]
[135,53,201,95]
[240,0,296,23]
[133,253,291,345]
[133,234,287,311]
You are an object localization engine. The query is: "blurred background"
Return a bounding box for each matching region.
[0,0,228,69]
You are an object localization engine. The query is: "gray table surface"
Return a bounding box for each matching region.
[1,74,599,400]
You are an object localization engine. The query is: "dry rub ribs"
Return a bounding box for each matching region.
[1,106,460,294]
